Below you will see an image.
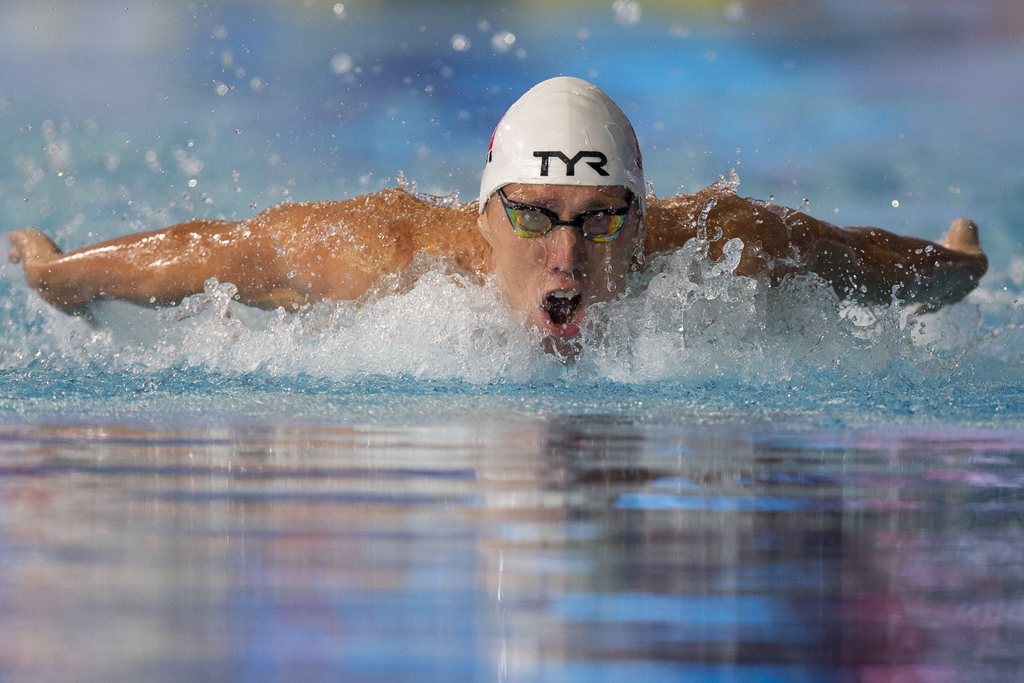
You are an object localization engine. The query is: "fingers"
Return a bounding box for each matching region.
[7,229,62,264]
[940,218,983,255]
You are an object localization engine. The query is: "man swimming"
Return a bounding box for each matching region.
[8,77,987,353]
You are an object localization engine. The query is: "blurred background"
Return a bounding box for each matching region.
[1,0,1022,269]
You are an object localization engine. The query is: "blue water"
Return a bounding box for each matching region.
[2,0,1024,680]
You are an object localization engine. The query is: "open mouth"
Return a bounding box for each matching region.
[543,289,582,327]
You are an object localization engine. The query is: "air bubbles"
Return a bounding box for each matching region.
[215,82,229,96]
[451,34,471,52]
[332,3,346,19]
[613,0,642,25]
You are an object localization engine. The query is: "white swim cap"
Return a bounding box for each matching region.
[479,76,645,214]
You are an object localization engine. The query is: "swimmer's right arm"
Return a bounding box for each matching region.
[7,218,310,314]
[7,189,487,315]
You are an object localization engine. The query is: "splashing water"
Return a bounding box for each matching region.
[1,223,1008,426]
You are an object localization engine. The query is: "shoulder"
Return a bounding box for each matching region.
[245,188,487,270]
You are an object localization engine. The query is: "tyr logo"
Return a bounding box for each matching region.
[533,151,610,177]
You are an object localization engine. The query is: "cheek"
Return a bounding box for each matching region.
[581,232,640,295]
[495,243,545,290]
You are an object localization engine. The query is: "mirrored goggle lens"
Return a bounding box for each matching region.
[508,208,552,236]
[508,208,626,242]
[580,213,624,241]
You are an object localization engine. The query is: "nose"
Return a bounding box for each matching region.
[543,224,583,272]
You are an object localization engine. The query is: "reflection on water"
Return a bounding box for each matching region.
[1,417,1021,680]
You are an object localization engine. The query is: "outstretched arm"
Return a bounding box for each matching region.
[8,218,312,314]
[778,208,987,307]
[8,189,487,315]
[645,188,988,309]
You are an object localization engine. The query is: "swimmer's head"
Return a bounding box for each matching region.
[476,78,645,355]
[479,77,645,215]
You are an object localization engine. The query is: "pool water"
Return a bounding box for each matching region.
[2,0,1024,680]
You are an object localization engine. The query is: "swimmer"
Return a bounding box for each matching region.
[8,77,987,353]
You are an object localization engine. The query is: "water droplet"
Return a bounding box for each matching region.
[330,54,353,74]
[490,31,516,53]
[724,1,745,21]
[612,0,642,25]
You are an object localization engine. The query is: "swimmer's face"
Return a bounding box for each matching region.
[478,183,642,347]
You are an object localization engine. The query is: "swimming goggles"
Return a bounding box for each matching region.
[497,188,634,243]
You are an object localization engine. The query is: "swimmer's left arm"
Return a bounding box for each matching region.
[781,210,987,307]
[644,189,988,308]
[643,190,795,280]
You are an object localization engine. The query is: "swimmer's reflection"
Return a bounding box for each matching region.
[474,416,847,674]
[0,421,999,676]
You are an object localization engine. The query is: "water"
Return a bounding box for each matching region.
[2,0,1024,679]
